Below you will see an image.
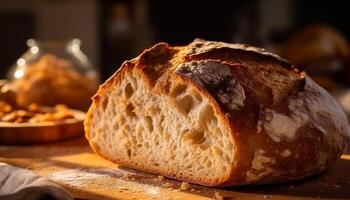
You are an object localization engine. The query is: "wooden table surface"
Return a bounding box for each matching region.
[0,137,349,200]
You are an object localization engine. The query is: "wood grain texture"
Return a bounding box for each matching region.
[0,138,349,200]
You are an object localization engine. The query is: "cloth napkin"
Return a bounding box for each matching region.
[0,163,72,200]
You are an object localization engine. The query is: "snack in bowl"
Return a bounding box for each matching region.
[84,39,350,186]
[0,101,74,123]
[0,101,84,145]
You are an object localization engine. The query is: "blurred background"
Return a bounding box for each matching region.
[1,0,350,111]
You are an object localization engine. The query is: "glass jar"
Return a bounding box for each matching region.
[7,39,99,110]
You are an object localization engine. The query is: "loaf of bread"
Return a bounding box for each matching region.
[85,39,350,186]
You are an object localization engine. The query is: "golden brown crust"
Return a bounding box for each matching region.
[85,39,350,186]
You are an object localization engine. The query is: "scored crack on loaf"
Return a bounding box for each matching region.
[84,39,350,186]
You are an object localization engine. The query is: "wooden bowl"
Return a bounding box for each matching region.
[0,109,85,145]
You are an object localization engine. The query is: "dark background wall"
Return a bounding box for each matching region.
[0,0,349,81]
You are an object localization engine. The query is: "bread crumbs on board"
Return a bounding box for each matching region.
[180,182,191,190]
[214,192,224,200]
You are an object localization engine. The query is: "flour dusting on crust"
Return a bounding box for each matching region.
[176,60,246,112]
[186,39,290,65]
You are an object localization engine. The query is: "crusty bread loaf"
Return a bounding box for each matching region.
[84,39,350,186]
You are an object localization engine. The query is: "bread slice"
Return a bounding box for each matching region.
[85,39,350,186]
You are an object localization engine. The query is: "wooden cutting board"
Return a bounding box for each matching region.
[0,137,349,200]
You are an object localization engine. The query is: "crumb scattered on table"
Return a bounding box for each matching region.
[214,192,224,200]
[157,175,165,181]
[180,182,191,190]
[162,182,172,188]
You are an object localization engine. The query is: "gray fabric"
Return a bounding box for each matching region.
[0,163,72,200]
